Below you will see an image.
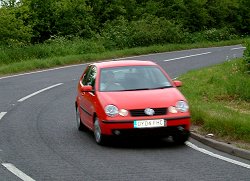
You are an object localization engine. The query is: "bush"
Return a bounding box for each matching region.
[202,28,238,42]
[0,37,106,65]
[101,15,184,49]
[100,17,132,49]
[0,7,32,46]
[243,40,250,73]
[130,15,184,46]
[183,28,239,43]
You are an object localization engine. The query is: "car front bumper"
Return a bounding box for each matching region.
[100,116,191,136]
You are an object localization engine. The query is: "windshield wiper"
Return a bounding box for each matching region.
[123,88,151,91]
[123,86,172,91]
[151,86,173,89]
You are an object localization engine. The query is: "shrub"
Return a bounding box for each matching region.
[243,40,250,73]
[0,37,106,65]
[0,7,32,46]
[183,27,239,43]
[130,15,184,46]
[202,27,238,42]
[100,17,133,49]
[101,15,184,49]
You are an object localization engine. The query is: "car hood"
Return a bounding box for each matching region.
[97,88,186,109]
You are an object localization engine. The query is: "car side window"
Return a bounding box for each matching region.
[82,65,97,87]
[81,66,91,85]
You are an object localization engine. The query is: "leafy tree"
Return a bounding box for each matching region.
[53,0,95,38]
[101,16,131,49]
[86,0,137,29]
[205,0,239,29]
[130,15,183,46]
[23,0,57,43]
[238,0,250,34]
[162,0,210,32]
[0,6,32,46]
[0,0,249,46]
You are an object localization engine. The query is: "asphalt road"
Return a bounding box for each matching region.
[0,45,249,181]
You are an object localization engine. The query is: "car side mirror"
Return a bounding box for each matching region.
[173,80,182,87]
[80,85,93,92]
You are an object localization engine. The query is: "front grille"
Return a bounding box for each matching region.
[130,108,167,117]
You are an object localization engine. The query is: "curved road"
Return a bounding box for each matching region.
[0,45,249,180]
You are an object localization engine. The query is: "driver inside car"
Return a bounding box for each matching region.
[100,71,123,91]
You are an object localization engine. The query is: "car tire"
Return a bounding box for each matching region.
[76,107,88,131]
[172,132,190,144]
[94,117,107,145]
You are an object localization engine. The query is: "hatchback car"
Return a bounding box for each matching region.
[75,60,191,145]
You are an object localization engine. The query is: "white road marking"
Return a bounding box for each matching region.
[17,83,63,102]
[163,52,211,62]
[186,141,250,169]
[0,112,7,120]
[2,163,35,181]
[231,47,246,50]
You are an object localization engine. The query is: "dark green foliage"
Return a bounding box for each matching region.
[100,15,183,49]
[53,0,96,38]
[243,40,250,73]
[100,17,132,49]
[184,27,239,43]
[0,37,106,65]
[0,6,32,46]
[130,16,184,46]
[0,0,249,47]
[237,0,250,34]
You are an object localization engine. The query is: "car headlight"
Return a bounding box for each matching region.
[176,101,189,112]
[105,105,119,117]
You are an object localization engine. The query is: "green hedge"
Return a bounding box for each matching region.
[244,40,250,73]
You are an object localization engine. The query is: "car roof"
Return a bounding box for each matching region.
[92,60,157,68]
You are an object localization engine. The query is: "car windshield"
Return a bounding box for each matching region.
[99,65,172,92]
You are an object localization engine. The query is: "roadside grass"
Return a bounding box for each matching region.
[179,58,250,144]
[0,38,247,76]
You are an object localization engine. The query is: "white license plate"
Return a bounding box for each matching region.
[134,119,165,128]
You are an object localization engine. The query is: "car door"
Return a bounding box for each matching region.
[79,65,97,129]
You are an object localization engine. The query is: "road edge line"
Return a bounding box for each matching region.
[186,142,250,169]
[190,132,250,160]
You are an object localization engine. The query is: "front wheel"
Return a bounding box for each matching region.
[172,132,190,144]
[76,107,88,131]
[94,117,107,145]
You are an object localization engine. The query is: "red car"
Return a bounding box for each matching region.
[75,60,191,145]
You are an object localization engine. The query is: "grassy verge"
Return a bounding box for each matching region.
[0,39,248,76]
[179,58,250,147]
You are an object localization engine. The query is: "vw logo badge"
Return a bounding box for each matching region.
[144,108,155,116]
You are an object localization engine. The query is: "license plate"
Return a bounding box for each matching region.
[134,119,165,128]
